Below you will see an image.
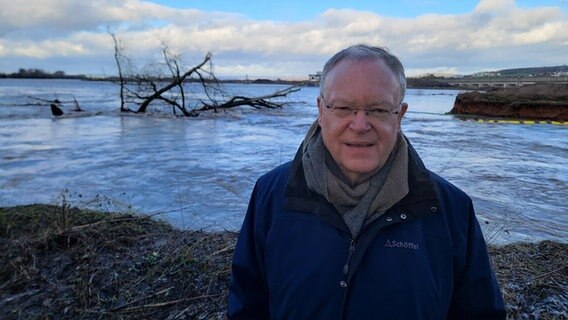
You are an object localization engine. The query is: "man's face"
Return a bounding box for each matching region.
[317,58,407,185]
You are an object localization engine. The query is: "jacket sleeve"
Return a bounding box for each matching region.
[227,182,270,319]
[447,200,506,319]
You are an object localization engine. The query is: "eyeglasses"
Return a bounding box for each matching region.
[323,99,401,121]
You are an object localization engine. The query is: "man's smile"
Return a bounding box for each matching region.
[345,142,374,147]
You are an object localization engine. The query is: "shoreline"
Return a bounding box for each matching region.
[1,204,566,319]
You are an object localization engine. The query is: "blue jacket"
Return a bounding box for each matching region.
[228,142,505,319]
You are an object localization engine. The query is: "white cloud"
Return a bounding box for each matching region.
[0,0,566,77]
[17,43,81,59]
[474,0,516,13]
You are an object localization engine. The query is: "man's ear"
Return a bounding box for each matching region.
[317,96,324,126]
[399,102,408,118]
[397,102,408,128]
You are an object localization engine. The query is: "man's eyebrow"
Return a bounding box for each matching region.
[329,100,394,108]
[327,98,392,104]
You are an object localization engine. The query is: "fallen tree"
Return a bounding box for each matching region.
[110,33,300,116]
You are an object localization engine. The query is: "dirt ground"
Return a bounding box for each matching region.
[449,83,568,121]
[1,204,566,319]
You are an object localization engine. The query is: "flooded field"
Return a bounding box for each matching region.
[0,79,566,244]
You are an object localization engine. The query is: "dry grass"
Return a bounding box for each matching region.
[0,204,236,319]
[489,241,568,319]
[0,204,566,319]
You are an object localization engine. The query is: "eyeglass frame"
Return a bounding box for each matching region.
[320,96,402,121]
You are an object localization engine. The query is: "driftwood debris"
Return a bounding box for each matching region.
[50,103,64,116]
[29,96,85,117]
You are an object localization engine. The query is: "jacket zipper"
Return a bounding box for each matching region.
[339,238,356,320]
[343,239,356,276]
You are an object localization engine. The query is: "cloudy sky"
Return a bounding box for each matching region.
[1,0,566,79]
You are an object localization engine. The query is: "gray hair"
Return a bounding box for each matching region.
[319,44,407,102]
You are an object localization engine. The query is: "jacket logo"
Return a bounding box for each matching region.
[384,239,419,250]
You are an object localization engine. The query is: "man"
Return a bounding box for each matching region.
[227,44,505,319]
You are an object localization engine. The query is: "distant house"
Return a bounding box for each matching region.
[308,71,322,84]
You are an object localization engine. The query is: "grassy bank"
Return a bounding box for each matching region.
[1,204,566,319]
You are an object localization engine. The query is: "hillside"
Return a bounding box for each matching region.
[494,65,568,77]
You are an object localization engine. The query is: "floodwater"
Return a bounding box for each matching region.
[0,79,566,244]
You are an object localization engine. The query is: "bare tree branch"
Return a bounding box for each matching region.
[109,34,301,117]
[197,85,301,112]
[135,52,212,114]
[109,30,128,112]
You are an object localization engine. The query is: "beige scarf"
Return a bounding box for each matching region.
[302,121,409,238]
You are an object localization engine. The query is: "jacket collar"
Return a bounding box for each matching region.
[284,136,440,223]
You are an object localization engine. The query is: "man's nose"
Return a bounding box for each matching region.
[349,110,371,132]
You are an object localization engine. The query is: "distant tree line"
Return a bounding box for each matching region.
[406,75,453,88]
[0,67,307,85]
[0,68,87,79]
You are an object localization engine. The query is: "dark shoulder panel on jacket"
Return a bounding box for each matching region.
[428,170,471,203]
[256,161,293,193]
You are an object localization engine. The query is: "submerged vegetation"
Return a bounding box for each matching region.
[0,204,566,319]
